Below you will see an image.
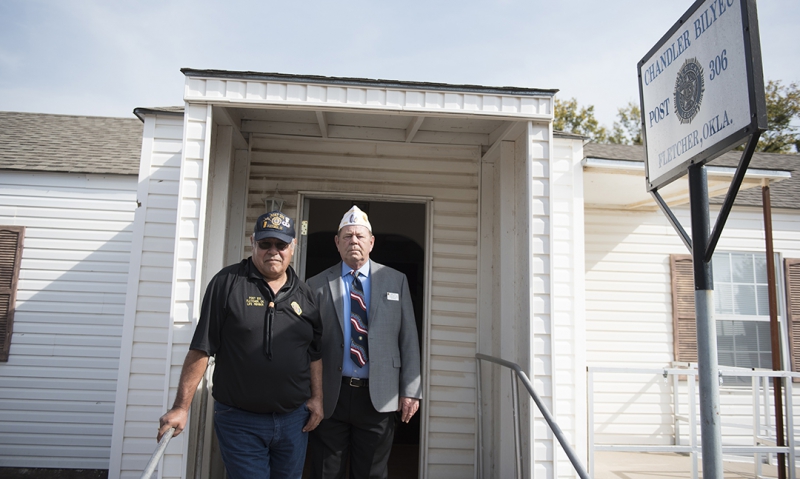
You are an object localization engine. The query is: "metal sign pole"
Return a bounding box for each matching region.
[688,164,723,479]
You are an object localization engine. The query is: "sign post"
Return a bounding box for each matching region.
[638,0,767,477]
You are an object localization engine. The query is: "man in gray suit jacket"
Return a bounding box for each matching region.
[306,205,422,479]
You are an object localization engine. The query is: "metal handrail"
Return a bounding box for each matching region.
[140,427,175,479]
[476,353,591,479]
[149,360,213,479]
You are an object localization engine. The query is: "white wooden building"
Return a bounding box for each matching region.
[108,69,580,479]
[105,70,800,479]
[583,143,800,473]
[0,111,142,470]
[3,71,798,479]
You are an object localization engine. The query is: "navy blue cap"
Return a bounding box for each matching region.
[254,211,295,244]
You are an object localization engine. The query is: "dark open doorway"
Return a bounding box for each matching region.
[301,198,426,478]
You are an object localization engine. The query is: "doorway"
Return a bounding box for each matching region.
[300,197,426,478]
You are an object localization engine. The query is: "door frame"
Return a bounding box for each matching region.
[296,190,434,478]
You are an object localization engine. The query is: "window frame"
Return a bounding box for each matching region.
[671,252,792,375]
[713,251,780,322]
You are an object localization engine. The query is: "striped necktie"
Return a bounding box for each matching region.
[349,271,369,367]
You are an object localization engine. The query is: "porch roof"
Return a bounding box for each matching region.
[583,143,797,210]
[181,68,556,123]
[181,69,558,97]
[172,69,559,157]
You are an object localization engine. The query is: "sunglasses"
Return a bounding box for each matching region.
[256,240,290,251]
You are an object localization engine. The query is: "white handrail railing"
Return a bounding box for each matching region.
[587,365,799,479]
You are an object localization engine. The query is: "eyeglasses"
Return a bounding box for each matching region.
[256,240,290,252]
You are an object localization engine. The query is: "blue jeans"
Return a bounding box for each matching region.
[213,401,310,479]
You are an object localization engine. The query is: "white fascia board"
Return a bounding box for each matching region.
[582,158,645,171]
[583,157,792,180]
[705,165,792,180]
[183,75,553,121]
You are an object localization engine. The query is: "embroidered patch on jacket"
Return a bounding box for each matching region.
[246,296,265,307]
[291,301,303,315]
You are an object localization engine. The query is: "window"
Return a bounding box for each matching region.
[0,226,24,362]
[713,252,775,371]
[671,253,798,377]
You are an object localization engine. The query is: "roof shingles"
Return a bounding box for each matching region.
[0,111,142,175]
[584,142,800,209]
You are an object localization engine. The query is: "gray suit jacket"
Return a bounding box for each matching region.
[307,260,422,417]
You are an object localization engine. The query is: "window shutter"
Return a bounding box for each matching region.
[671,254,697,363]
[785,258,800,379]
[0,226,24,362]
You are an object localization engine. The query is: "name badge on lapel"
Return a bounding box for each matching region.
[387,292,399,301]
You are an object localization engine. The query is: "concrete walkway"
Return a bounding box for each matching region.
[594,451,789,479]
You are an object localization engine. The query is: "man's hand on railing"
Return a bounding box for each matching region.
[156,350,210,442]
[158,406,188,441]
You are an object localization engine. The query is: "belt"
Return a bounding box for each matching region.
[342,376,369,388]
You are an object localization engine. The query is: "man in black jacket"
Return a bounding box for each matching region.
[158,211,323,479]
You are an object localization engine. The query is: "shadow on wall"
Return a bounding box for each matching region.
[0,172,150,478]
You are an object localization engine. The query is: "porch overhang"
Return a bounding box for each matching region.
[582,157,792,210]
[182,68,556,121]
[179,69,559,160]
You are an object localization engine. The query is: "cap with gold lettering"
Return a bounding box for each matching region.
[254,211,295,243]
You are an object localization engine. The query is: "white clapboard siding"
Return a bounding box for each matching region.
[585,205,800,448]
[109,112,183,479]
[148,104,214,479]
[549,138,586,479]
[243,135,481,477]
[0,169,137,469]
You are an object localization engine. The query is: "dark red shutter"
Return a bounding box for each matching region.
[0,226,24,361]
[671,254,697,363]
[785,259,800,380]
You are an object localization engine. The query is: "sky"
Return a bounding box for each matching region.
[1,0,798,129]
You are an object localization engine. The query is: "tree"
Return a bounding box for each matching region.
[556,80,800,151]
[608,102,642,145]
[554,98,608,142]
[758,80,800,153]
[554,98,641,145]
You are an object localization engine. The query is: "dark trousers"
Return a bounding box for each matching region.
[213,402,310,479]
[308,380,395,479]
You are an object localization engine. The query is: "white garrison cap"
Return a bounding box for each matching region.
[338,205,372,232]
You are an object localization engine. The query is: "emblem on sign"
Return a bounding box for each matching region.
[673,57,705,124]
